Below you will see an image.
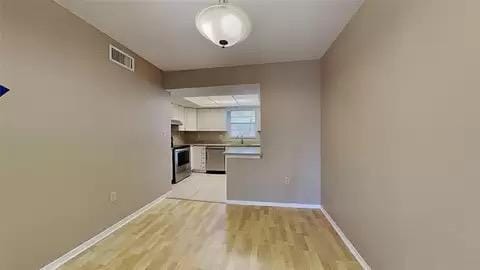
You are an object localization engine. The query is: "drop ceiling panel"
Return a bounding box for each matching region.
[182,95,259,108]
[184,97,217,106]
[209,96,237,106]
[234,95,260,106]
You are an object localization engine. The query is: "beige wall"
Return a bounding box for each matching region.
[165,61,322,204]
[321,0,480,269]
[0,1,171,269]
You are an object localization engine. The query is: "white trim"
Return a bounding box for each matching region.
[40,191,171,270]
[226,200,321,209]
[226,107,259,139]
[319,206,371,270]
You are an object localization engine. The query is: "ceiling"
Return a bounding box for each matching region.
[55,0,363,71]
[185,94,260,107]
[168,84,260,108]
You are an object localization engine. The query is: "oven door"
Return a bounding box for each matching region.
[174,147,191,183]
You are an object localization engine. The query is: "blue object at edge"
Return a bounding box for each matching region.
[0,85,9,97]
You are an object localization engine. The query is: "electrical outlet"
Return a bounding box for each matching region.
[110,192,117,203]
[284,177,290,185]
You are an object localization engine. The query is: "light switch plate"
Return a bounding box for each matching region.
[110,192,117,203]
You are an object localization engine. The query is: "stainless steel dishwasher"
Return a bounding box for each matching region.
[206,146,226,173]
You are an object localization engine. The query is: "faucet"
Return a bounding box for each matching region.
[236,136,244,145]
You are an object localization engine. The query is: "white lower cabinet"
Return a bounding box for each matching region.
[191,146,206,172]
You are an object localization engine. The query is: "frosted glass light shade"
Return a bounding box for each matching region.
[195,3,251,48]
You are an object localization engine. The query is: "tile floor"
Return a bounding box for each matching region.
[168,173,226,203]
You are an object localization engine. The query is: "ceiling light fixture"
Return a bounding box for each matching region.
[195,0,252,48]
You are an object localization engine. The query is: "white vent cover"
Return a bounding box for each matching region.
[109,44,134,71]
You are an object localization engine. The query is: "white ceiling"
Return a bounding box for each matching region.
[185,94,260,107]
[168,84,260,108]
[55,0,363,71]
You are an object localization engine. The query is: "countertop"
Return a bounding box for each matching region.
[224,146,262,156]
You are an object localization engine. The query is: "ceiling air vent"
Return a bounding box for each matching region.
[109,44,135,71]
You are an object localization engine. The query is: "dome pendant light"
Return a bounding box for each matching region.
[195,0,252,48]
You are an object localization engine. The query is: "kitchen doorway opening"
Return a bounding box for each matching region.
[167,84,262,203]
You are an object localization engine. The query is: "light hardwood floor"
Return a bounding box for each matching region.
[60,199,361,270]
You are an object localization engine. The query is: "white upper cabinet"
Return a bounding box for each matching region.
[172,105,251,132]
[172,104,186,130]
[171,104,199,131]
[172,104,184,121]
[184,108,197,131]
[197,108,227,131]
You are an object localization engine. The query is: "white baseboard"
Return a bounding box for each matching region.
[40,191,172,270]
[319,206,371,270]
[226,200,321,209]
[227,200,370,269]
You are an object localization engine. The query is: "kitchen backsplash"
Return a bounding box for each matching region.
[172,126,261,145]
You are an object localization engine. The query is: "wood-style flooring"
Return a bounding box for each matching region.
[60,199,361,270]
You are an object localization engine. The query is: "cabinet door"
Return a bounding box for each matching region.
[197,109,210,131]
[191,146,206,171]
[178,105,185,131]
[172,104,186,130]
[172,104,179,121]
[211,108,227,131]
[171,103,176,120]
[197,108,226,131]
[184,108,197,131]
[191,146,199,170]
